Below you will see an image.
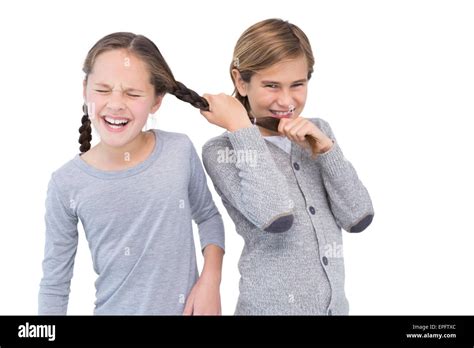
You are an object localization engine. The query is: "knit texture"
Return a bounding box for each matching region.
[202,118,374,315]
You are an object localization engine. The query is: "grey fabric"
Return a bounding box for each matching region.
[202,118,374,315]
[39,129,225,315]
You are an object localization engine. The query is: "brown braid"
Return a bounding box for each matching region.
[171,81,209,111]
[78,104,92,153]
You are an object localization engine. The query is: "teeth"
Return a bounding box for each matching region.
[104,116,129,125]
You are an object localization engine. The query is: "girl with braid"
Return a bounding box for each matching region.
[200,19,374,315]
[39,32,225,315]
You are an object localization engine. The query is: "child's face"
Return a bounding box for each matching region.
[235,55,309,120]
[84,49,162,148]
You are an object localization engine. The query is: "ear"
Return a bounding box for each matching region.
[231,69,248,97]
[150,95,164,114]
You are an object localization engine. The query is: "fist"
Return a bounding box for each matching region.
[278,117,334,153]
[200,93,252,132]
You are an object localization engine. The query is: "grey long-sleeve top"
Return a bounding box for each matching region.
[39,129,225,315]
[202,118,373,315]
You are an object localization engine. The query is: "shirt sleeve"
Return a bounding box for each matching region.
[38,175,79,315]
[313,119,375,233]
[188,140,225,253]
[202,126,294,233]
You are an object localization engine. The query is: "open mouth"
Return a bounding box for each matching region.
[270,110,294,119]
[102,115,130,132]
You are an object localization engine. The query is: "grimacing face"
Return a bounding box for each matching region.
[234,55,309,120]
[83,49,162,149]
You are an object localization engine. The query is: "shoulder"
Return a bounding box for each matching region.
[51,156,82,182]
[203,131,231,148]
[152,128,192,146]
[46,156,83,199]
[151,128,197,156]
[202,131,232,154]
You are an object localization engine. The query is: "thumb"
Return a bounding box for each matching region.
[200,94,213,118]
[202,94,212,110]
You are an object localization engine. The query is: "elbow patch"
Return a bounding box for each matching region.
[349,214,374,233]
[264,214,294,233]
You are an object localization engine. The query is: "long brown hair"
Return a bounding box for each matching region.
[230,19,315,113]
[79,32,209,153]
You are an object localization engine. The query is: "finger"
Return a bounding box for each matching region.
[200,109,212,119]
[288,119,308,142]
[183,305,193,316]
[282,117,305,140]
[201,94,213,112]
[183,296,194,316]
[200,94,215,120]
[278,117,299,135]
[277,118,291,134]
[295,122,314,143]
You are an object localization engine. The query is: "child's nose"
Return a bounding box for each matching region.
[276,89,294,107]
[106,90,126,110]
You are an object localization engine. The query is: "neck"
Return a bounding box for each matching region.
[95,131,153,170]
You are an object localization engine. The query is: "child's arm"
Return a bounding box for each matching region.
[201,94,294,233]
[38,176,79,315]
[202,127,295,233]
[184,141,225,315]
[187,139,226,252]
[312,118,375,232]
[183,244,224,315]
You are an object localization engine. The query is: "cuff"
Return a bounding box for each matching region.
[317,141,348,177]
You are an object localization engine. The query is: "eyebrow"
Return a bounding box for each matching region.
[261,79,308,85]
[93,83,145,92]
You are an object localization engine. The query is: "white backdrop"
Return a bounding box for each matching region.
[0,0,473,315]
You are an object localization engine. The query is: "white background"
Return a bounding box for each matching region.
[0,0,473,315]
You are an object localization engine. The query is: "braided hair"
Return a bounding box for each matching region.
[78,104,92,153]
[172,81,209,110]
[79,32,209,153]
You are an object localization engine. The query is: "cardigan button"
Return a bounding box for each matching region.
[293,162,300,170]
[322,256,328,266]
[309,206,315,215]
